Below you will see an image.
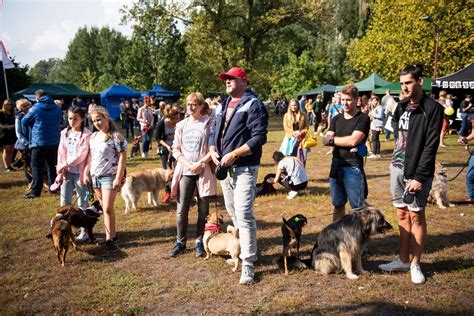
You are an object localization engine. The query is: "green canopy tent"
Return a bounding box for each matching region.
[12,83,99,100]
[336,73,392,92]
[297,84,336,97]
[374,77,432,94]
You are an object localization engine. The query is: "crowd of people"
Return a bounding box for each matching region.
[1,64,473,285]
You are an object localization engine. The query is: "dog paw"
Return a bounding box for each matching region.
[448,204,455,207]
[346,274,359,280]
[359,269,370,275]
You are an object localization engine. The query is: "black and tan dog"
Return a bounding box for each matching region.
[50,210,77,266]
[311,207,392,280]
[282,214,308,275]
[47,201,103,243]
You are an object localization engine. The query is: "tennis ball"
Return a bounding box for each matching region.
[444,107,454,116]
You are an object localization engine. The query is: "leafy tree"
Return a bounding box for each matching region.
[347,0,474,81]
[28,58,62,83]
[62,26,129,91]
[0,58,31,101]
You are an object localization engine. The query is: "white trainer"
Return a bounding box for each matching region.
[75,228,89,242]
[378,258,410,272]
[239,265,255,285]
[287,191,298,200]
[410,263,426,284]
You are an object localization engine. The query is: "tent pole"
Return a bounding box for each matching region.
[2,63,9,99]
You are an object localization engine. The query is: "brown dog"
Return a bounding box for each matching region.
[50,207,78,266]
[203,213,241,272]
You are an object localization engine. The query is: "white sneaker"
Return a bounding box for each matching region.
[75,228,89,242]
[410,263,426,284]
[141,153,146,158]
[239,265,255,285]
[287,191,298,200]
[378,258,410,272]
[367,154,378,159]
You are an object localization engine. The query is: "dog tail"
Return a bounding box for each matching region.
[226,225,238,238]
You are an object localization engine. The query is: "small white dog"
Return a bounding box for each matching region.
[121,168,173,214]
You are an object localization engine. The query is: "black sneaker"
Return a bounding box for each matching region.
[105,240,119,252]
[23,193,39,199]
[171,242,186,257]
[195,241,204,257]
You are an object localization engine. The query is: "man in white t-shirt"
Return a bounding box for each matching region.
[267,151,308,199]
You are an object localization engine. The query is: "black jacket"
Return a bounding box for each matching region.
[392,93,443,183]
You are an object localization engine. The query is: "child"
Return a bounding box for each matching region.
[52,107,92,241]
[267,151,308,200]
[84,106,127,251]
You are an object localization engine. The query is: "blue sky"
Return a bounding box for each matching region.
[1,0,133,67]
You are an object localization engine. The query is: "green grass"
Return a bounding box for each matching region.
[0,113,472,314]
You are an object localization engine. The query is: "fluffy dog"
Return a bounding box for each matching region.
[282,214,308,275]
[428,162,454,209]
[203,212,241,272]
[129,136,141,159]
[311,207,392,280]
[121,168,173,214]
[50,211,77,266]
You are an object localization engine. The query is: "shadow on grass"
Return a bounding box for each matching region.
[298,301,471,315]
[0,179,27,189]
[366,173,390,179]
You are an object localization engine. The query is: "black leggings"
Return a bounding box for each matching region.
[371,130,381,155]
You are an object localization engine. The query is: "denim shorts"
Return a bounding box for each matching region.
[390,164,433,212]
[329,166,365,209]
[92,175,115,190]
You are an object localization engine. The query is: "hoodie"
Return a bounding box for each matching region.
[21,95,62,148]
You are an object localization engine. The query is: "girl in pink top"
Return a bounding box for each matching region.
[53,107,92,209]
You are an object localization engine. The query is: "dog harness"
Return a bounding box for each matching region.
[204,223,222,246]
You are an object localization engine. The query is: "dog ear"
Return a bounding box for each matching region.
[57,205,71,214]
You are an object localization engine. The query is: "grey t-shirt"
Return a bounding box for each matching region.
[182,116,207,176]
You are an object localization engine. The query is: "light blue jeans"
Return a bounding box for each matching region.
[329,166,365,209]
[60,172,88,209]
[220,165,259,267]
[467,155,474,199]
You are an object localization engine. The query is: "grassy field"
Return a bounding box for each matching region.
[1,114,473,314]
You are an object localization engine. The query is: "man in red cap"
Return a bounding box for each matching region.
[210,66,268,284]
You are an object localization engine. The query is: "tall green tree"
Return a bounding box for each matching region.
[347,0,474,81]
[28,58,63,83]
[62,26,129,91]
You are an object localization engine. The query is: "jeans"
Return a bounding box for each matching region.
[371,130,381,155]
[60,172,88,209]
[467,155,474,199]
[30,145,58,196]
[329,166,365,208]
[459,113,470,137]
[141,128,153,153]
[220,165,259,266]
[124,119,134,139]
[176,175,209,244]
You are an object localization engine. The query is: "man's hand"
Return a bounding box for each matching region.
[220,152,236,167]
[405,179,423,193]
[323,134,335,146]
[458,137,468,145]
[210,150,220,165]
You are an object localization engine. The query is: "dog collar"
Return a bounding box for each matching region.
[204,223,220,232]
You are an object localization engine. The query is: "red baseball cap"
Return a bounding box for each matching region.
[219,67,248,81]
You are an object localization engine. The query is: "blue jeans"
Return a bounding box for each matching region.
[60,172,88,209]
[30,145,58,196]
[329,166,365,208]
[467,155,474,199]
[141,128,153,153]
[459,113,470,137]
[220,165,259,267]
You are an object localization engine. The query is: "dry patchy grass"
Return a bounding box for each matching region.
[0,114,473,314]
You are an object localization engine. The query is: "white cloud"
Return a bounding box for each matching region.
[30,20,79,53]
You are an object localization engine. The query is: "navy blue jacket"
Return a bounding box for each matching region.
[210,89,268,167]
[21,95,61,148]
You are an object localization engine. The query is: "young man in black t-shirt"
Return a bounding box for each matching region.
[323,84,370,222]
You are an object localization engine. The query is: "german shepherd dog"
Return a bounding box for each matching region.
[428,162,454,209]
[311,207,392,280]
[50,210,78,266]
[282,214,308,275]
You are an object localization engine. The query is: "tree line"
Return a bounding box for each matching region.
[13,0,474,101]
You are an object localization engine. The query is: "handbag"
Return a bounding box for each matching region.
[279,135,298,155]
[302,132,317,149]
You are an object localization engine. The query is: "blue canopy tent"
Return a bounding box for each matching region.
[149,85,180,101]
[100,84,141,120]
